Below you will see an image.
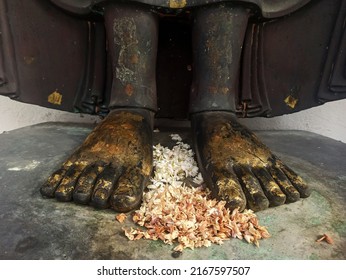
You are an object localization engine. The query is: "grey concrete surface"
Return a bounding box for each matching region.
[0,122,345,260]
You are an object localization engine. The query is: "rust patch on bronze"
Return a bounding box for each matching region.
[130,54,139,64]
[125,83,134,96]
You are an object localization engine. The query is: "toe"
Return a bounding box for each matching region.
[55,162,86,202]
[253,167,286,207]
[40,161,73,198]
[73,163,104,204]
[234,165,269,212]
[40,168,66,198]
[91,165,121,209]
[110,168,145,213]
[280,164,311,198]
[269,165,300,203]
[209,169,247,212]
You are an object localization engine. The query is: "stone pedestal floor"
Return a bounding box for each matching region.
[0,122,344,259]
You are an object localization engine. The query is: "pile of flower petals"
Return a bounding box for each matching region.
[123,134,270,251]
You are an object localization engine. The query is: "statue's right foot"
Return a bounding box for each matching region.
[40,109,153,212]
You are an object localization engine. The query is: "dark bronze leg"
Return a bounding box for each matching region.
[104,2,158,112]
[41,3,158,212]
[190,4,249,114]
[190,4,310,212]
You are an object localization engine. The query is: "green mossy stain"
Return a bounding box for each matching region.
[311,191,330,210]
[148,240,165,251]
[308,253,320,260]
[309,216,323,226]
[306,192,332,226]
[332,220,346,236]
[258,214,276,224]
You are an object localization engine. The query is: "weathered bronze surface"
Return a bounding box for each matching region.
[41,109,153,212]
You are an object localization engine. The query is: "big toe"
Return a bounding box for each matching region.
[110,168,146,213]
[234,165,269,212]
[210,169,247,212]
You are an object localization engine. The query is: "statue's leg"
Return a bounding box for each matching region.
[40,3,158,212]
[190,4,310,212]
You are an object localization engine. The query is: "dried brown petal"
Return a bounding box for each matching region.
[116,213,127,223]
[316,234,334,244]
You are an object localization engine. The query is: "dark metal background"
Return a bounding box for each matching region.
[0,0,345,119]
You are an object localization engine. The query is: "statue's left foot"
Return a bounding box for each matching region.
[192,111,311,212]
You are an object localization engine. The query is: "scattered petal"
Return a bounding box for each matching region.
[116,213,127,223]
[316,234,334,245]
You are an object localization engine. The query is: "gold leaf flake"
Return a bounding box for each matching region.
[48,90,62,105]
[284,95,298,109]
[169,0,187,9]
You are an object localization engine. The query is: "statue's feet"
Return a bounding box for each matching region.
[192,111,311,212]
[40,109,153,212]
